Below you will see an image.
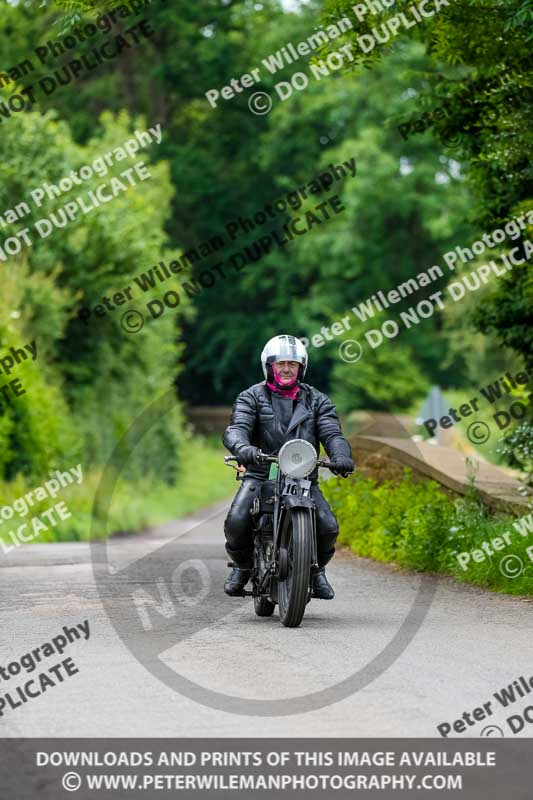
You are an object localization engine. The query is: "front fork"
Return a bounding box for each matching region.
[252,480,320,599]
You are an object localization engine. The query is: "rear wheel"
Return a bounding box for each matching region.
[253,533,275,617]
[254,596,275,616]
[278,508,313,628]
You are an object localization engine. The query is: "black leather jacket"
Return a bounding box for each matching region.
[222,381,352,482]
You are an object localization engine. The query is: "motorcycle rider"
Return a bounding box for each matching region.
[222,334,354,600]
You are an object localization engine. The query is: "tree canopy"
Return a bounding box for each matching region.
[0,0,530,483]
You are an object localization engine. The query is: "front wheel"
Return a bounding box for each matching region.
[278,508,314,628]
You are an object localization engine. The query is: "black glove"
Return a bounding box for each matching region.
[235,445,261,467]
[330,456,354,477]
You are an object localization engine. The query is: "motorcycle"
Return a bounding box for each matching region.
[224,439,348,628]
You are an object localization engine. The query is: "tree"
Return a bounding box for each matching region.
[328,320,429,413]
[322,0,533,386]
[0,105,184,480]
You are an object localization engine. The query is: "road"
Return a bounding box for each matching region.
[1,496,532,738]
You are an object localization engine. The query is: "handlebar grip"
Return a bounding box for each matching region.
[317,459,355,475]
[224,453,274,464]
[258,452,277,464]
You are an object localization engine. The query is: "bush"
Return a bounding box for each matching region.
[0,108,187,484]
[322,469,533,596]
[497,421,533,485]
[0,435,233,548]
[324,469,455,570]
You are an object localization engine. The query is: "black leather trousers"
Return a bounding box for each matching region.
[224,478,339,568]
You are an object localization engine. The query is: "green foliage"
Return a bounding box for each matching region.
[0,435,232,546]
[473,201,533,373]
[15,0,475,404]
[323,0,533,389]
[497,422,533,485]
[324,469,454,569]
[322,469,533,595]
[0,257,79,479]
[1,0,528,529]
[0,106,186,482]
[328,322,429,413]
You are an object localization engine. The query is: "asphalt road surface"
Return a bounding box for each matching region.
[1,496,532,738]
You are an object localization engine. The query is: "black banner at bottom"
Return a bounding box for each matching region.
[1,738,531,799]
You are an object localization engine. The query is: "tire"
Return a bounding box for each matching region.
[278,508,313,628]
[253,532,275,617]
[254,596,275,616]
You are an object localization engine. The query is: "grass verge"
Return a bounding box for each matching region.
[0,436,234,549]
[322,469,533,596]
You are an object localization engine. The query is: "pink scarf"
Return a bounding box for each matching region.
[266,379,300,400]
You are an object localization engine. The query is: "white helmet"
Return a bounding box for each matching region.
[261,335,308,382]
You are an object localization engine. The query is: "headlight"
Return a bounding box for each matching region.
[278,439,317,478]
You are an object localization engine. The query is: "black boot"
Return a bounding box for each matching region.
[224,562,251,596]
[312,567,335,600]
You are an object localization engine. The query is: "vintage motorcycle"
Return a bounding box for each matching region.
[224,439,346,628]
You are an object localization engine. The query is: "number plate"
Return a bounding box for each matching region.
[282,478,311,495]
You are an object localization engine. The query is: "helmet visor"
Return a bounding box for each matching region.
[264,335,305,366]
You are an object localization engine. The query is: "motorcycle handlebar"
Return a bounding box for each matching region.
[224,453,354,475]
[224,452,276,464]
